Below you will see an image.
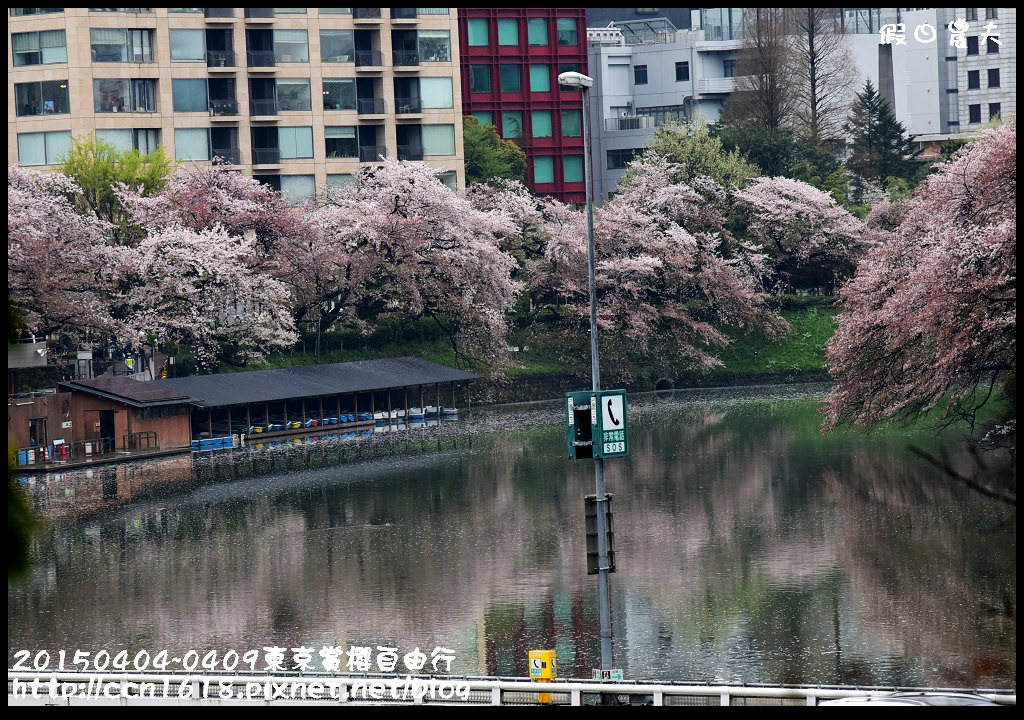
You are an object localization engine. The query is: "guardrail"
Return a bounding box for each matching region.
[15,438,115,467]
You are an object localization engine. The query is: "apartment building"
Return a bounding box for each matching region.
[586,8,1016,200]
[8,7,466,201]
[458,9,588,203]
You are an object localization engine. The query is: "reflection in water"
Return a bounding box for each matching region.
[8,395,1015,687]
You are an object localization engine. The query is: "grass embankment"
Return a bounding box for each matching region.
[240,296,840,394]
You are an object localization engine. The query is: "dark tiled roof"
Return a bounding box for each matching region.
[59,376,193,408]
[153,356,477,409]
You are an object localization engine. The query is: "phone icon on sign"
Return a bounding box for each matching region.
[606,398,621,426]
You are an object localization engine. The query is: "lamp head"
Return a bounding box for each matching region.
[557,71,595,89]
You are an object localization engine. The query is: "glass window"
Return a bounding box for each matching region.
[172,79,208,112]
[321,30,354,62]
[556,17,578,46]
[723,59,736,78]
[95,78,127,112]
[966,8,977,20]
[170,29,204,60]
[90,28,126,61]
[561,110,582,137]
[675,61,689,82]
[322,78,356,110]
[969,104,981,123]
[470,65,491,93]
[986,37,999,54]
[279,126,314,158]
[320,8,353,14]
[563,155,583,183]
[416,8,448,14]
[527,18,548,46]
[327,173,354,188]
[19,29,67,64]
[420,77,453,108]
[531,110,552,138]
[96,128,133,151]
[529,64,551,92]
[10,8,64,15]
[467,18,488,46]
[174,128,210,161]
[126,28,153,62]
[418,30,450,61]
[437,171,457,190]
[281,175,315,203]
[325,126,357,158]
[533,156,554,183]
[985,8,998,19]
[15,80,70,117]
[987,68,1000,88]
[501,110,523,138]
[988,102,1001,120]
[634,65,648,85]
[967,70,980,89]
[607,148,638,170]
[966,36,978,55]
[500,64,521,92]
[134,128,160,154]
[274,30,309,62]
[17,132,43,166]
[472,111,493,126]
[422,124,455,155]
[277,78,311,111]
[497,18,518,45]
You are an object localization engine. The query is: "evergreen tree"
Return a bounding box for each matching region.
[462,116,527,186]
[843,80,921,196]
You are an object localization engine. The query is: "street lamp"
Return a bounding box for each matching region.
[559,70,614,674]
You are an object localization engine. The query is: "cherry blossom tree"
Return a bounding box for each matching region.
[824,124,1015,445]
[121,225,298,371]
[535,155,786,378]
[735,176,874,293]
[8,167,127,342]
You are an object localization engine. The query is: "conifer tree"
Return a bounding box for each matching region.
[843,80,921,195]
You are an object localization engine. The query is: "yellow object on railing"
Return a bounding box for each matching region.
[528,649,557,704]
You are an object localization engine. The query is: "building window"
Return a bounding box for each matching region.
[967,70,980,89]
[418,30,451,62]
[969,104,982,123]
[985,8,998,19]
[274,29,309,62]
[10,8,64,15]
[533,156,554,183]
[986,37,999,54]
[277,78,312,111]
[169,29,204,61]
[607,148,639,170]
[988,102,1001,120]
[422,124,455,155]
[966,36,979,55]
[531,110,553,138]
[96,128,160,153]
[966,8,977,21]
[472,110,493,126]
[321,30,354,62]
[12,30,67,65]
[467,18,489,46]
[281,175,315,203]
[437,171,457,190]
[172,79,208,112]
[561,110,582,137]
[15,80,69,116]
[987,68,1000,88]
[420,77,453,108]
[527,18,548,46]
[90,28,153,62]
[325,126,357,158]
[500,64,521,92]
[327,173,354,189]
[559,63,581,91]
[556,17,578,46]
[501,110,523,138]
[279,126,314,159]
[529,64,551,92]
[174,128,210,161]
[636,104,686,124]
[723,59,737,78]
[497,18,518,46]
[17,130,72,166]
[470,65,491,93]
[95,78,157,112]
[675,61,689,82]
[563,155,584,183]
[323,78,356,110]
[634,65,648,85]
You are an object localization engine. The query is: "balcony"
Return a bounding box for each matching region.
[247,50,276,68]
[604,115,656,131]
[392,50,419,67]
[212,147,241,164]
[353,8,382,20]
[355,50,384,68]
[251,147,281,165]
[394,97,423,114]
[209,98,239,116]
[397,144,424,161]
[205,7,235,19]
[391,8,417,20]
[245,7,274,20]
[249,99,278,116]
[207,50,236,68]
[357,97,386,115]
[698,77,739,94]
[358,145,387,162]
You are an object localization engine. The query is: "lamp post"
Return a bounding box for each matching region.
[558,71,613,673]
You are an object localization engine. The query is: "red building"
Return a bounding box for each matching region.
[458,9,588,203]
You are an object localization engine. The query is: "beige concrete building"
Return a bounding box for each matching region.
[8,7,465,201]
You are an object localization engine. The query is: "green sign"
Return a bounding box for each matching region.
[565,389,629,460]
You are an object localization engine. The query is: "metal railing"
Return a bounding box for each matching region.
[604,115,657,131]
[247,50,276,67]
[397,144,424,160]
[392,49,419,66]
[251,147,281,164]
[206,49,236,67]
[209,98,239,116]
[358,144,387,162]
[245,7,274,19]
[123,431,159,451]
[353,7,382,19]
[212,147,241,164]
[355,49,384,67]
[249,98,278,116]
[391,7,417,19]
[394,97,422,113]
[205,7,235,18]
[357,97,386,114]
